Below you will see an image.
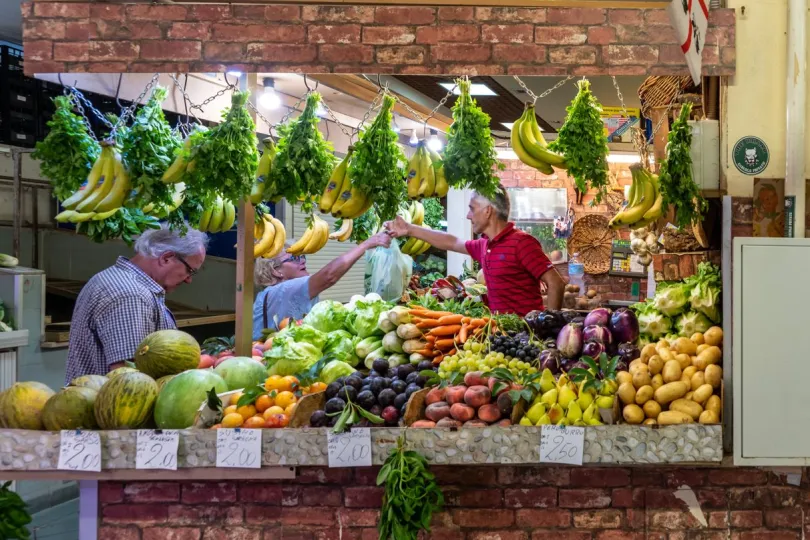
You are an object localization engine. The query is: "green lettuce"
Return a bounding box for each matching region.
[323,330,360,366]
[675,311,713,337]
[263,324,326,375]
[303,300,349,333]
[320,360,357,384]
[346,299,391,338]
[686,262,722,323]
[652,282,691,317]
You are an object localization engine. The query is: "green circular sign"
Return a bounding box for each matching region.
[732,136,770,175]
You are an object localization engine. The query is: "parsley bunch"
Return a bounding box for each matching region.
[348,94,406,221]
[77,207,160,246]
[270,92,335,215]
[443,78,504,199]
[33,96,101,201]
[422,197,444,229]
[549,79,610,203]
[658,102,707,229]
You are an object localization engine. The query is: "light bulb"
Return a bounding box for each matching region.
[259,79,281,110]
[315,102,327,117]
[226,70,242,78]
[409,131,419,145]
[427,130,443,152]
[392,119,401,133]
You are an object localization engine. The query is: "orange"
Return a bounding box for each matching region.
[221,412,244,428]
[255,394,273,413]
[274,391,296,410]
[236,404,257,421]
[229,392,243,406]
[284,403,297,416]
[265,375,286,392]
[283,376,300,392]
[210,423,222,430]
[263,406,285,419]
[243,416,266,429]
[307,382,327,394]
[223,405,238,416]
[265,414,287,428]
[276,414,290,428]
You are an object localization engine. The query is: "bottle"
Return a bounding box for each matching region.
[567,252,585,293]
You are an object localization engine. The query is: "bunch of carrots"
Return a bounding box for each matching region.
[406,308,494,365]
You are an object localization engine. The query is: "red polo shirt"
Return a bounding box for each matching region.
[465,223,554,316]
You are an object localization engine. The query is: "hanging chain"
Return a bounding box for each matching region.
[651,88,683,139]
[108,73,160,139]
[513,75,573,104]
[611,75,629,118]
[349,86,386,140]
[245,100,274,137]
[66,91,102,143]
[168,74,204,127]
[188,81,236,115]
[320,99,355,141]
[276,95,307,128]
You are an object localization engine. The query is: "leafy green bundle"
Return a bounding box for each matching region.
[443,78,504,199]
[77,207,160,246]
[422,197,444,229]
[549,79,610,203]
[121,86,181,211]
[186,91,259,207]
[658,102,707,229]
[348,94,406,221]
[270,92,335,214]
[377,438,444,540]
[33,96,101,201]
[0,480,32,539]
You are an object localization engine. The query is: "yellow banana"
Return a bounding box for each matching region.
[416,240,432,255]
[410,201,424,226]
[406,146,422,199]
[400,236,419,254]
[336,187,368,219]
[250,139,275,204]
[198,207,213,232]
[95,154,130,212]
[518,120,554,174]
[288,222,316,255]
[511,112,551,172]
[55,210,77,223]
[522,107,568,167]
[76,147,115,212]
[264,216,286,258]
[320,152,350,213]
[418,147,435,197]
[161,137,192,184]
[329,168,354,216]
[302,216,329,254]
[526,105,549,149]
[329,219,353,241]
[208,197,225,232]
[221,201,236,232]
[351,197,375,220]
[69,211,96,223]
[427,149,449,197]
[641,171,663,222]
[92,208,120,221]
[611,166,655,228]
[253,214,276,258]
[62,150,106,209]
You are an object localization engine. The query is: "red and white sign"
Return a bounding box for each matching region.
[668,0,710,85]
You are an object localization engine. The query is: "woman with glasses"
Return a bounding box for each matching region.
[252,231,392,339]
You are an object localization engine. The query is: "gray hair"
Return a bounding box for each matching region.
[254,243,293,288]
[473,186,511,221]
[134,224,209,258]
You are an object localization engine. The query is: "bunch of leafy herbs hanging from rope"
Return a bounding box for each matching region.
[33,96,101,201]
[657,102,707,229]
[270,92,336,215]
[443,78,504,199]
[347,94,406,221]
[549,79,610,203]
[77,207,160,246]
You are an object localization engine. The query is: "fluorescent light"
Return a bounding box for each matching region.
[440,82,497,96]
[259,79,281,110]
[607,153,643,164]
[409,131,419,146]
[427,129,443,151]
[315,102,327,118]
[501,122,515,131]
[226,70,242,78]
[392,117,401,133]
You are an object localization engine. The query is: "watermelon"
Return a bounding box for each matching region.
[135,329,201,379]
[213,357,267,391]
[156,374,176,392]
[154,369,227,429]
[107,366,139,379]
[94,372,158,429]
[42,387,98,431]
[69,374,108,391]
[0,381,55,430]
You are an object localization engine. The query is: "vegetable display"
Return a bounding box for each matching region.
[0,480,32,539]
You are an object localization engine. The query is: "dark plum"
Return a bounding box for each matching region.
[380,377,392,389]
[391,380,407,394]
[405,383,421,398]
[344,375,364,391]
[337,386,357,403]
[369,404,383,417]
[417,360,434,372]
[386,368,398,379]
[325,397,346,415]
[372,358,390,375]
[369,378,385,396]
[377,388,397,408]
[394,393,408,409]
[397,364,416,379]
[414,374,428,387]
[325,382,342,400]
[382,406,399,425]
[405,372,420,385]
[357,390,376,410]
[309,410,328,427]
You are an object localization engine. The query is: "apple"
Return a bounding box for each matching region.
[217,349,234,359]
[252,348,264,357]
[264,337,274,349]
[198,354,216,369]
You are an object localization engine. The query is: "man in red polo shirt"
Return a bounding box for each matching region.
[384,188,565,315]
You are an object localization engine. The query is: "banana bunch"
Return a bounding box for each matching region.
[408,200,424,226]
[198,196,236,233]
[250,139,276,205]
[161,137,193,184]
[406,142,449,200]
[288,215,330,255]
[608,164,663,230]
[401,225,432,256]
[55,144,131,223]
[0,480,32,539]
[319,152,373,219]
[142,182,186,218]
[511,104,567,174]
[253,212,287,258]
[329,219,353,242]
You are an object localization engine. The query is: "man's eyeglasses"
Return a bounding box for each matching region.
[175,254,198,277]
[281,254,306,264]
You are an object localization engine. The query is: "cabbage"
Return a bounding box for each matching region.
[303,300,348,333]
[686,262,722,323]
[652,282,691,316]
[633,299,671,339]
[263,324,326,376]
[323,330,360,366]
[346,299,391,338]
[320,360,357,384]
[675,311,713,336]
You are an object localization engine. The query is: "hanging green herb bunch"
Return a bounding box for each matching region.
[658,102,707,229]
[77,207,160,246]
[348,94,406,221]
[549,79,610,203]
[32,95,101,201]
[443,78,504,199]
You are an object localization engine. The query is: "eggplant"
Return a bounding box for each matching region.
[560,357,579,372]
[556,322,583,358]
[582,325,613,345]
[609,308,640,344]
[539,348,563,374]
[567,360,591,373]
[529,310,566,338]
[617,342,640,365]
[543,338,557,350]
[583,307,612,328]
[560,310,580,324]
[582,341,605,358]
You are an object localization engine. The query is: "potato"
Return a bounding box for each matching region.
[623,404,644,424]
[617,371,633,386]
[699,410,720,424]
[635,385,654,405]
[690,371,705,391]
[654,381,689,405]
[672,337,698,356]
[675,353,692,370]
[685,391,694,401]
[632,369,652,389]
[705,395,722,416]
[643,418,658,426]
[696,344,710,355]
[670,398,703,420]
[658,339,671,350]
[704,365,723,388]
[640,343,657,364]
[643,400,662,419]
[692,384,714,404]
[658,410,694,425]
[695,346,722,370]
[618,382,637,405]
[651,374,664,390]
[647,355,664,376]
[690,332,705,345]
[682,366,697,380]
[629,360,647,374]
[704,326,723,347]
[658,347,675,362]
[662,360,682,383]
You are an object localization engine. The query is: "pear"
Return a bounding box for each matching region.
[539,369,556,393]
[600,379,618,396]
[557,417,571,426]
[557,373,570,390]
[558,385,577,409]
[574,420,587,426]
[577,391,594,411]
[535,414,551,426]
[526,402,546,424]
[583,403,596,423]
[540,388,558,407]
[547,404,565,424]
[596,395,616,409]
[566,401,583,422]
[587,417,603,426]
[519,416,533,426]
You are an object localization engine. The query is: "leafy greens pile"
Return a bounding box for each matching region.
[348,94,406,221]
[77,207,160,246]
[422,197,444,229]
[443,78,504,199]
[33,96,101,201]
[549,79,610,203]
[270,92,335,214]
[658,102,707,229]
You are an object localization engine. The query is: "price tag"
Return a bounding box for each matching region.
[216,429,261,469]
[136,430,179,470]
[327,428,372,468]
[57,430,102,472]
[538,425,585,466]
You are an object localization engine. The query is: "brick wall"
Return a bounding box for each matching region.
[97,465,807,539]
[20,3,735,76]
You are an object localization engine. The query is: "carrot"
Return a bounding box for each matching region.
[461,316,472,325]
[425,335,436,343]
[458,324,470,344]
[417,319,442,329]
[408,309,453,319]
[436,314,464,325]
[432,355,444,366]
[414,348,437,357]
[434,338,455,350]
[428,325,462,337]
[467,318,488,328]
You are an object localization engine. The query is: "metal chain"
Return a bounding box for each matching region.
[276,96,307,128]
[66,91,102,143]
[611,75,629,118]
[188,82,235,115]
[513,75,573,104]
[245,100,274,136]
[652,88,683,138]
[321,99,355,141]
[168,74,204,126]
[109,73,160,138]
[349,86,386,140]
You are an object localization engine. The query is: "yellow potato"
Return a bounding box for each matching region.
[657,339,671,350]
[632,369,652,389]
[670,398,703,420]
[704,326,723,347]
[696,344,710,355]
[658,410,694,425]
[617,371,634,386]
[643,400,662,419]
[662,360,683,383]
[672,337,698,356]
[705,395,721,416]
[704,365,722,388]
[643,418,658,426]
[651,374,664,390]
[675,353,692,370]
[629,361,647,374]
[695,346,722,370]
[618,382,637,405]
[690,371,706,391]
[653,381,689,405]
[699,410,720,424]
[682,366,697,380]
[635,385,654,405]
[647,355,664,376]
[623,404,644,424]
[658,347,675,362]
[692,383,714,404]
[690,332,705,345]
[685,391,694,401]
[640,343,657,364]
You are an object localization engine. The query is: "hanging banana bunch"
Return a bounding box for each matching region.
[511,103,567,174]
[608,164,663,230]
[401,225,433,256]
[406,142,449,200]
[161,136,194,184]
[328,219,353,242]
[250,138,276,205]
[253,211,287,259]
[319,149,373,220]
[288,215,330,256]
[196,195,237,233]
[398,201,431,256]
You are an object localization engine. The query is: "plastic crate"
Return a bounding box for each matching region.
[0,45,24,79]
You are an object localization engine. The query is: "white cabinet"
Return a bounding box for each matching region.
[689,119,720,191]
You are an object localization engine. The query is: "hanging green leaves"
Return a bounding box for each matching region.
[77,207,160,246]
[443,78,504,199]
[32,96,101,201]
[549,79,610,203]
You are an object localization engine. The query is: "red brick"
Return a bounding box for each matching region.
[243,505,283,525]
[65,22,95,40]
[337,508,378,527]
[475,7,547,23]
[398,65,444,74]
[90,41,139,61]
[644,488,681,508]
[594,534,647,540]
[658,44,688,65]
[557,489,611,509]
[507,65,568,75]
[468,533,528,540]
[708,511,729,528]
[213,24,304,43]
[319,44,374,64]
[130,23,163,40]
[647,510,701,530]
[280,507,336,527]
[181,483,237,505]
[308,25,361,44]
[482,24,533,44]
[535,26,587,45]
[247,44,317,62]
[143,528,201,540]
[20,2,31,18]
[444,488,503,508]
[85,61,128,73]
[126,4,187,20]
[436,24,480,43]
[503,488,556,509]
[498,467,570,487]
[168,505,243,525]
[444,64,504,75]
[231,5,265,19]
[548,8,605,25]
[609,9,643,25]
[709,469,768,486]
[188,5,231,21]
[24,40,52,61]
[375,7,435,25]
[573,509,623,528]
[550,46,596,64]
[492,44,547,63]
[124,483,180,503]
[664,469,707,488]
[453,509,514,528]
[515,509,571,528]
[433,44,491,62]
[439,7,474,21]
[363,26,416,45]
[23,20,64,40]
[98,527,140,540]
[531,533,591,540]
[302,6,374,23]
[168,23,211,40]
[203,43,245,62]
[33,2,90,18]
[23,60,64,74]
[103,504,168,525]
[344,486,383,508]
[90,4,123,19]
[737,534,800,540]
[282,486,301,506]
[710,9,736,26]
[605,44,658,65]
[140,40,200,61]
[766,507,803,528]
[587,27,616,45]
[615,24,677,44]
[415,27,438,45]
[611,488,643,508]
[238,483,282,504]
[100,482,124,504]
[731,510,763,528]
[645,10,671,25]
[302,486,343,507]
[424,529,464,540]
[679,255,695,280]
[201,527,260,540]
[263,6,302,21]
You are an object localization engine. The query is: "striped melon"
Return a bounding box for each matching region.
[0,381,55,430]
[135,329,201,379]
[69,374,109,391]
[42,386,99,431]
[107,366,139,379]
[94,372,158,429]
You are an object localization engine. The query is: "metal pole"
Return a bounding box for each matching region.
[32,186,39,269]
[11,149,22,259]
[786,0,807,237]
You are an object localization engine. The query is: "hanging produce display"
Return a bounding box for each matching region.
[407,143,448,200]
[332,207,380,244]
[549,79,610,203]
[399,201,433,256]
[249,139,277,205]
[253,208,286,258]
[287,214,330,256]
[511,104,567,174]
[32,95,101,202]
[320,149,369,219]
[443,78,504,198]
[609,164,663,230]
[196,196,236,234]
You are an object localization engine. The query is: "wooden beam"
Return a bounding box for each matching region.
[34,0,668,6]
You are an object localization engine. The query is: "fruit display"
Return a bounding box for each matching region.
[511,103,567,175]
[212,357,268,391]
[93,371,158,430]
[520,367,616,427]
[134,329,201,380]
[68,374,108,392]
[0,382,55,430]
[249,139,277,205]
[320,149,372,220]
[154,369,228,429]
[438,342,538,380]
[197,196,236,234]
[608,164,663,232]
[287,214,330,256]
[399,201,434,256]
[253,210,287,258]
[406,142,449,200]
[41,386,98,431]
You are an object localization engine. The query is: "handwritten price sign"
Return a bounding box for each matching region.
[136,430,179,470]
[539,425,584,466]
[57,430,102,472]
[327,428,372,468]
[216,429,261,469]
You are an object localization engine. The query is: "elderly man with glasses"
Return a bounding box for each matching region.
[64,225,208,383]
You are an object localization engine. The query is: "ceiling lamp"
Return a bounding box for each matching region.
[259,79,281,110]
[439,82,496,96]
[427,129,443,152]
[409,130,419,146]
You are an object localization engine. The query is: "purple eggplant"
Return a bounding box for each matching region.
[539,349,562,374]
[556,322,583,358]
[566,360,591,373]
[560,357,579,372]
[583,307,612,328]
[582,341,606,358]
[583,325,613,345]
[617,342,640,365]
[609,308,639,344]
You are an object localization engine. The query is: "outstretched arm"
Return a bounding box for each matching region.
[308,231,392,298]
[384,216,468,254]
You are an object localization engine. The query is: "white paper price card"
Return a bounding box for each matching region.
[539,425,585,466]
[327,428,372,468]
[136,430,179,470]
[216,428,261,469]
[58,430,102,472]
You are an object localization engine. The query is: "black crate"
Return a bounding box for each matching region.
[0,45,24,79]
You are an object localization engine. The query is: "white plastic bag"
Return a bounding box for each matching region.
[367,241,413,302]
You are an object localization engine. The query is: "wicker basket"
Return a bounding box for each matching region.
[568,214,616,275]
[638,76,693,118]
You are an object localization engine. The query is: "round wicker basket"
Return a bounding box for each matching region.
[567,214,616,275]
